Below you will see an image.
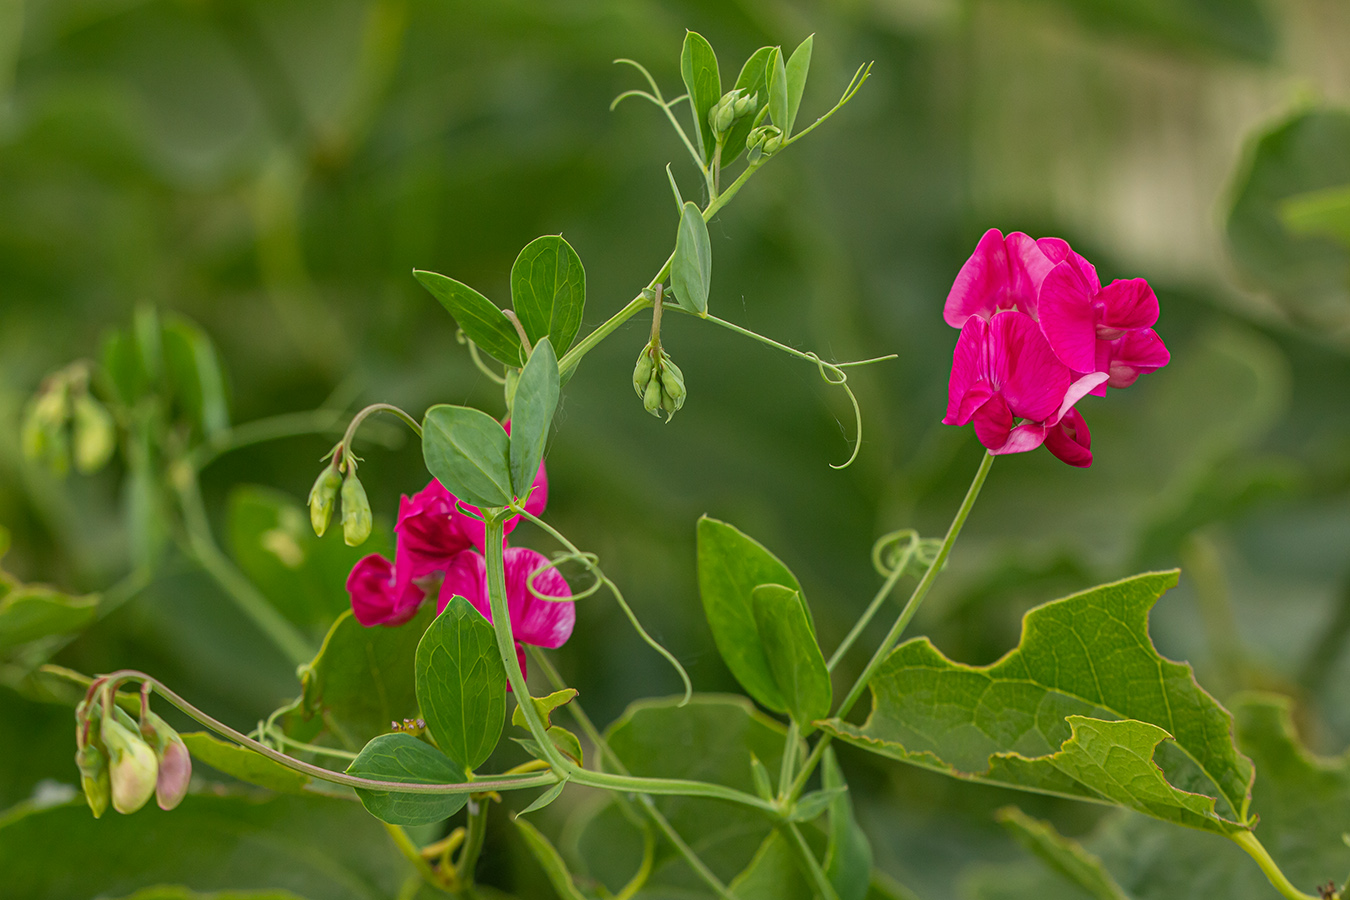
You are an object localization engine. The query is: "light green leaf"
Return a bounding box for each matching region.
[514,816,593,900]
[729,831,813,900]
[291,604,436,749]
[679,30,721,164]
[995,806,1131,900]
[162,314,229,438]
[509,236,585,354]
[821,571,1255,836]
[767,47,788,134]
[517,780,567,816]
[1279,183,1350,249]
[784,36,813,137]
[413,269,524,367]
[791,786,846,822]
[180,732,311,795]
[0,586,98,649]
[513,725,583,766]
[345,733,468,826]
[697,517,804,714]
[750,753,774,801]
[752,583,830,732]
[422,405,512,509]
[721,47,774,166]
[672,201,711,317]
[415,596,505,772]
[511,688,578,730]
[823,748,872,900]
[508,337,558,499]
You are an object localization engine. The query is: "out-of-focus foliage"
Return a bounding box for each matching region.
[1,0,1350,897]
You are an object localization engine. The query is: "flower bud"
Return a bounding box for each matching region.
[659,355,687,415]
[733,90,758,117]
[632,346,655,398]
[708,89,743,139]
[341,469,373,547]
[642,374,663,416]
[141,712,192,811]
[20,383,72,476]
[633,340,687,421]
[101,716,159,814]
[746,125,783,165]
[72,393,117,474]
[75,739,111,819]
[308,461,343,537]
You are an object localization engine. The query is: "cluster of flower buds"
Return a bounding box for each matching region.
[745,125,783,164]
[391,717,427,734]
[708,88,759,141]
[75,685,191,817]
[632,338,686,421]
[308,444,372,547]
[20,364,117,477]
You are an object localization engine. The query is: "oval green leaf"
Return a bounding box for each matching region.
[422,405,512,509]
[672,201,711,317]
[413,269,524,367]
[415,595,505,772]
[345,733,469,826]
[766,47,788,134]
[751,584,830,732]
[509,236,585,354]
[784,35,813,138]
[508,337,559,499]
[680,30,721,163]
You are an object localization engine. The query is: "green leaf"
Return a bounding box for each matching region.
[822,748,872,900]
[345,733,469,826]
[413,269,524,367]
[161,314,229,438]
[515,816,593,900]
[514,725,583,766]
[790,786,846,821]
[671,201,711,317]
[0,586,98,649]
[415,595,505,772]
[729,831,813,900]
[508,337,559,499]
[101,328,148,407]
[995,806,1131,900]
[721,47,774,166]
[750,753,774,801]
[1279,182,1350,249]
[422,405,512,509]
[0,794,403,900]
[767,47,788,134]
[679,30,721,164]
[228,485,386,630]
[821,571,1255,836]
[180,732,312,795]
[517,780,567,816]
[291,604,436,748]
[697,517,804,714]
[784,36,813,137]
[511,687,578,730]
[751,583,830,732]
[509,236,586,354]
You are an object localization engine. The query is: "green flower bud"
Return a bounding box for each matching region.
[708,89,743,139]
[101,716,159,814]
[341,469,373,547]
[72,393,117,474]
[21,384,71,476]
[659,355,687,413]
[308,461,343,537]
[632,346,655,398]
[745,125,784,165]
[642,374,663,416]
[733,91,758,117]
[141,711,192,811]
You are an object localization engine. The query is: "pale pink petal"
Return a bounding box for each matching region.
[972,395,1012,451]
[1095,278,1158,333]
[991,311,1070,423]
[1044,409,1092,467]
[503,547,574,649]
[944,317,990,425]
[348,554,425,627]
[944,229,1009,327]
[1038,263,1098,373]
[989,422,1049,455]
[1052,372,1108,424]
[1105,329,1171,389]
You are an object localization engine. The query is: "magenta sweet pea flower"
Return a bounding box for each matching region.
[439,547,575,679]
[347,551,426,627]
[943,228,1061,327]
[943,310,1105,460]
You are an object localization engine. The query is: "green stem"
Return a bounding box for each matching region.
[783,821,842,900]
[1230,831,1321,900]
[385,823,445,891]
[788,451,995,801]
[827,537,917,672]
[186,409,347,471]
[454,795,490,887]
[778,720,800,799]
[171,463,315,667]
[340,402,423,456]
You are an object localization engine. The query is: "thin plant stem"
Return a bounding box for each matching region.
[454,795,491,887]
[1230,831,1321,900]
[783,821,842,900]
[778,719,800,798]
[385,823,446,890]
[340,402,422,457]
[827,536,917,672]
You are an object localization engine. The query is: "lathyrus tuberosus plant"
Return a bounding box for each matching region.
[13,29,1348,900]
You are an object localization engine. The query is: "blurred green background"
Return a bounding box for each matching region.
[2,0,1349,897]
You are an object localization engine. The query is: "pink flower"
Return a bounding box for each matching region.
[1037,258,1170,395]
[347,552,425,627]
[943,310,1104,460]
[439,547,575,679]
[943,228,1061,327]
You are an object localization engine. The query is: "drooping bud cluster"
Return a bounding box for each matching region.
[20,364,117,477]
[632,339,686,421]
[307,444,373,547]
[708,88,759,141]
[74,684,192,817]
[745,125,783,164]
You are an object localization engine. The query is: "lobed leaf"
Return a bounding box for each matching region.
[421,405,512,509]
[415,596,505,772]
[413,270,524,367]
[345,733,468,826]
[509,236,586,354]
[671,201,711,316]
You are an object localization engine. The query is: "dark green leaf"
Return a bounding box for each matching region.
[821,571,1255,836]
[0,586,98,649]
[0,795,403,900]
[345,733,469,826]
[291,604,436,748]
[697,517,804,714]
[422,405,512,509]
[509,236,585,354]
[751,583,830,731]
[721,47,774,166]
[995,806,1131,900]
[416,595,505,772]
[508,337,558,499]
[180,732,312,795]
[672,201,711,316]
[729,831,812,900]
[162,314,229,438]
[767,47,788,134]
[784,36,813,137]
[822,748,872,900]
[679,30,721,163]
[413,269,524,367]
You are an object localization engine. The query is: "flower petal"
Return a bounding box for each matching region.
[972,395,1013,451]
[440,550,490,620]
[1095,278,1158,332]
[1044,408,1093,467]
[945,316,991,425]
[395,482,475,580]
[1038,263,1098,373]
[1005,232,1055,317]
[348,554,424,627]
[503,547,574,649]
[944,229,1010,327]
[1052,372,1108,424]
[991,422,1049,455]
[991,311,1069,423]
[1105,328,1171,389]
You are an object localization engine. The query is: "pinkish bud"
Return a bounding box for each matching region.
[101,716,159,814]
[140,711,192,811]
